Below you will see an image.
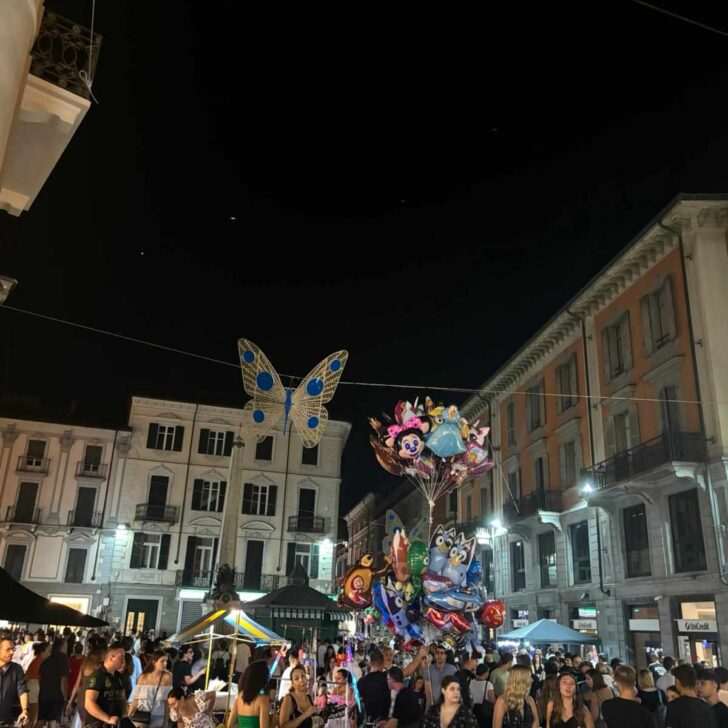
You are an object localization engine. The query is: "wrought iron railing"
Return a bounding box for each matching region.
[234,573,282,591]
[6,505,41,524]
[453,520,485,536]
[134,503,178,524]
[67,509,102,528]
[503,490,562,523]
[29,12,102,100]
[582,430,705,490]
[287,515,325,533]
[17,456,50,474]
[176,570,214,588]
[76,461,107,478]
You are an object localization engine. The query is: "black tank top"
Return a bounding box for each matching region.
[288,694,313,728]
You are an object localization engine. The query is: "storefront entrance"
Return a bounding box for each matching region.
[627,604,662,670]
[676,599,720,667]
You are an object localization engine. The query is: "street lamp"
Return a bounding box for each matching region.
[580,481,611,597]
[0,276,17,305]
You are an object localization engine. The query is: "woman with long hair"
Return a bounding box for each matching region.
[226,660,271,728]
[536,675,558,727]
[279,664,319,728]
[167,685,217,728]
[422,675,478,728]
[493,665,538,728]
[130,650,173,728]
[545,673,594,728]
[583,669,611,728]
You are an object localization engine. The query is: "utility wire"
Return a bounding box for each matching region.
[1,303,724,408]
[629,0,728,39]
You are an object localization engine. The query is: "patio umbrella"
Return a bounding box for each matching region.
[497,618,600,644]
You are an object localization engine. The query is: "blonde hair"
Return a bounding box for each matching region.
[503,665,532,713]
[637,669,655,689]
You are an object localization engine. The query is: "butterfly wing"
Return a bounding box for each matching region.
[238,338,287,441]
[290,349,348,447]
[382,510,406,555]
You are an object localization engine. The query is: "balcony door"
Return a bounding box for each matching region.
[16,482,38,522]
[4,544,26,580]
[297,488,316,530]
[148,476,168,519]
[243,540,264,590]
[26,439,46,466]
[83,445,103,473]
[74,487,96,526]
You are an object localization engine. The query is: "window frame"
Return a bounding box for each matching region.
[506,402,517,446]
[255,436,274,462]
[511,540,526,592]
[538,531,557,588]
[669,489,707,573]
[622,503,651,578]
[570,521,592,584]
[555,354,578,412]
[301,444,319,467]
[527,380,546,432]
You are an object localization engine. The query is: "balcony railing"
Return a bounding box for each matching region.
[134,503,178,524]
[504,490,562,523]
[17,456,50,474]
[582,430,705,490]
[234,573,282,591]
[29,12,102,100]
[453,520,485,536]
[288,515,325,533]
[5,505,41,525]
[176,570,214,588]
[67,509,102,528]
[76,461,108,479]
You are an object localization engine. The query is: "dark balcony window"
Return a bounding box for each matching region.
[17,455,49,474]
[302,444,319,466]
[623,504,651,577]
[135,503,177,524]
[539,531,557,588]
[4,544,26,581]
[670,489,707,573]
[570,521,591,584]
[511,541,526,591]
[64,548,87,583]
[255,436,273,461]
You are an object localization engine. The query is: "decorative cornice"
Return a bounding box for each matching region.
[554,416,582,441]
[601,383,636,411]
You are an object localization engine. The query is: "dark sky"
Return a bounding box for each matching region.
[1,2,727,514]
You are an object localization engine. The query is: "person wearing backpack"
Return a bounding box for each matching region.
[470,664,495,728]
[636,669,666,727]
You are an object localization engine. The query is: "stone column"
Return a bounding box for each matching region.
[49,429,74,522]
[0,425,19,506]
[218,437,245,568]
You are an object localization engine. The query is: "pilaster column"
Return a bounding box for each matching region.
[0,425,19,506]
[218,437,245,568]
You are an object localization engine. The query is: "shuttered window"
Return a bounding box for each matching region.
[555,354,578,412]
[147,423,184,451]
[602,314,632,381]
[641,276,676,355]
[192,479,227,512]
[242,483,277,516]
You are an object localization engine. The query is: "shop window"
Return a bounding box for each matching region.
[669,490,707,573]
[570,521,591,584]
[623,504,651,577]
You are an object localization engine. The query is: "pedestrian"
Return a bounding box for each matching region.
[226,661,270,728]
[665,664,717,728]
[84,645,128,728]
[129,650,173,728]
[655,657,675,694]
[545,672,593,728]
[491,654,514,699]
[279,652,301,702]
[27,642,51,726]
[0,636,29,725]
[422,676,478,728]
[493,665,537,728]
[425,645,458,706]
[37,637,69,728]
[67,647,104,725]
[167,686,217,728]
[601,666,657,728]
[357,649,390,722]
[697,670,728,728]
[385,666,424,728]
[278,664,319,728]
[173,645,206,693]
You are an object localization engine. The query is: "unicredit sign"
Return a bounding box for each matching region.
[676,619,717,632]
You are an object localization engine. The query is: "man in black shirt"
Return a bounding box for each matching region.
[172,645,205,692]
[455,654,477,707]
[38,637,69,727]
[357,650,390,723]
[0,637,28,725]
[698,670,728,728]
[84,645,127,728]
[385,667,424,728]
[666,664,717,728]
[602,665,654,728]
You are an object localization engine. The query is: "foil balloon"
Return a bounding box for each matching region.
[442,533,477,587]
[338,554,382,609]
[372,577,423,639]
[363,606,378,625]
[425,406,467,458]
[424,587,484,613]
[480,599,506,629]
[428,525,457,577]
[424,607,472,633]
[422,570,452,594]
[389,528,410,582]
[407,540,428,588]
[466,559,483,588]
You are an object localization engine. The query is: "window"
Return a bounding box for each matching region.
[534,456,548,492]
[479,486,490,518]
[192,479,227,512]
[447,490,458,516]
[130,533,171,569]
[286,542,320,579]
[65,549,87,583]
[465,495,472,520]
[527,381,546,432]
[561,440,576,487]
[506,402,517,446]
[146,423,184,452]
[82,445,103,472]
[511,541,526,591]
[302,444,319,466]
[660,384,681,434]
[242,483,277,516]
[669,489,707,573]
[193,537,215,572]
[3,544,26,581]
[507,470,521,501]
[255,436,273,461]
[556,355,578,412]
[26,439,46,459]
[481,548,494,595]
[198,429,233,456]
[539,531,557,587]
[623,504,651,577]
[602,314,632,381]
[614,411,632,454]
[570,521,591,584]
[641,277,676,354]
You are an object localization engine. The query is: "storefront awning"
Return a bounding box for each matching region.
[166,607,285,646]
[498,618,600,644]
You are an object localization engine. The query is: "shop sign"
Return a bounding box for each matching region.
[578,607,597,618]
[629,619,660,632]
[676,619,717,633]
[513,619,529,627]
[572,618,597,630]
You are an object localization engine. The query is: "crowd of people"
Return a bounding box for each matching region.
[1,628,728,728]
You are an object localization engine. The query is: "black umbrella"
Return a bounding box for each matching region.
[0,567,107,627]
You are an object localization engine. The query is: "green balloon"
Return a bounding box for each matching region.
[408,540,428,579]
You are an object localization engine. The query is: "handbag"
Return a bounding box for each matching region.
[131,674,164,725]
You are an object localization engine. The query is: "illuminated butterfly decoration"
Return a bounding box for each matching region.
[381,509,427,555]
[238,338,348,448]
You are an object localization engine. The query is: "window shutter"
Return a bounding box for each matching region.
[242,483,253,515]
[158,534,171,570]
[218,482,227,512]
[640,296,654,355]
[621,315,633,372]
[286,543,296,576]
[663,276,677,341]
[198,429,210,454]
[605,417,616,457]
[184,536,198,571]
[146,424,159,449]
[526,392,533,432]
[311,544,319,579]
[601,329,612,382]
[540,381,546,426]
[266,485,277,516]
[212,538,219,569]
[555,368,563,414]
[192,479,203,510]
[628,407,640,450]
[173,426,184,452]
[130,533,144,568]
[570,355,578,398]
[559,445,566,487]
[224,431,234,457]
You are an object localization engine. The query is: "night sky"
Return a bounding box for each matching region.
[1,2,727,514]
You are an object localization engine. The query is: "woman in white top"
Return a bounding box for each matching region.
[130,651,174,728]
[470,664,496,705]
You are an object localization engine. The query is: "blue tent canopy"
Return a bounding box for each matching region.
[498,618,600,644]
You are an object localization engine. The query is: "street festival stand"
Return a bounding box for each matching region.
[497,618,601,650]
[0,566,108,627]
[164,606,286,715]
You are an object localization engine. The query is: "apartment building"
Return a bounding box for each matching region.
[461,195,728,668]
[0,396,350,635]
